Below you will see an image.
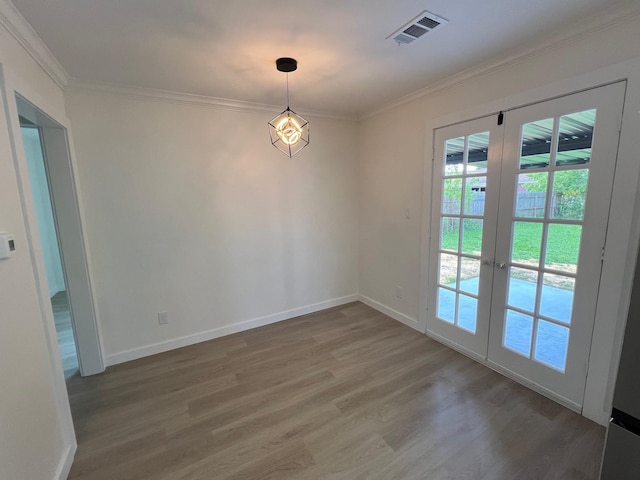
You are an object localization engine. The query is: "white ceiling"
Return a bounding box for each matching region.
[9,0,640,117]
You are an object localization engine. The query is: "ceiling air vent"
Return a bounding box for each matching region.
[387,10,449,45]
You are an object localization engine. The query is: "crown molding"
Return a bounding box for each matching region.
[4,0,637,122]
[66,79,358,122]
[360,5,640,120]
[0,0,69,88]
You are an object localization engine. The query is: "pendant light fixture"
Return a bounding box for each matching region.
[268,57,310,157]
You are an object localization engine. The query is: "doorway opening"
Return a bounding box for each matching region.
[20,122,79,378]
[15,94,104,378]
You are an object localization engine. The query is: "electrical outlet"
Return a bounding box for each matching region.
[396,285,403,299]
[158,311,169,325]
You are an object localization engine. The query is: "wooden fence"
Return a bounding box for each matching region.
[442,192,570,221]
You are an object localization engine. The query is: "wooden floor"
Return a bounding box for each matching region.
[52,290,79,378]
[67,302,605,480]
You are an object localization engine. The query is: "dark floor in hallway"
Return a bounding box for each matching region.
[52,290,79,378]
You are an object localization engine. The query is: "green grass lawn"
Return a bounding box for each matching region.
[442,221,581,265]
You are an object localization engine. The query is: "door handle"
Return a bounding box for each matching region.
[495,262,506,269]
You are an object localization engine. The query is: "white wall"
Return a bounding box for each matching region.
[358,14,640,424]
[2,9,637,480]
[21,126,65,296]
[0,16,75,480]
[65,89,359,364]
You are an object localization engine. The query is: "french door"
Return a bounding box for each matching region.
[428,82,625,408]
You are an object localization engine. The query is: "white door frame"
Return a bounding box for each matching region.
[486,83,625,409]
[0,66,104,378]
[426,115,504,360]
[419,69,640,425]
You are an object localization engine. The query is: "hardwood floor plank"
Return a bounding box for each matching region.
[164,405,342,480]
[221,441,316,480]
[67,302,604,480]
[72,374,237,444]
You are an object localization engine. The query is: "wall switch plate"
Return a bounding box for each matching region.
[158,311,169,325]
[404,208,411,220]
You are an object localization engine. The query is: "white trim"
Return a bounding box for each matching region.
[54,443,76,480]
[66,80,357,121]
[106,294,359,366]
[485,360,582,414]
[360,6,640,120]
[426,329,485,363]
[590,409,612,427]
[418,131,435,335]
[11,90,105,377]
[60,107,107,374]
[358,294,420,331]
[0,0,69,88]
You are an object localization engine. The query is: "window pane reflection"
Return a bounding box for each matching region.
[467,132,489,174]
[445,137,465,176]
[520,118,554,169]
[504,310,533,357]
[556,109,596,167]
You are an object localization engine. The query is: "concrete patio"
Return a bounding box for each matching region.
[438,277,573,370]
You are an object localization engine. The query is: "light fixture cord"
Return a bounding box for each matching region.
[286,72,290,109]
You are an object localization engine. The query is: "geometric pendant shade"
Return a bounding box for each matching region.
[268,107,310,157]
[268,57,310,157]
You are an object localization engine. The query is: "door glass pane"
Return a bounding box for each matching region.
[458,295,478,333]
[461,219,483,256]
[460,257,481,295]
[441,217,460,252]
[464,177,486,215]
[515,172,548,218]
[445,137,465,176]
[520,118,554,169]
[540,274,575,324]
[511,222,543,268]
[438,129,490,337]
[534,320,569,371]
[442,178,462,214]
[437,288,455,324]
[468,132,489,174]
[551,169,589,220]
[508,267,538,313]
[439,254,458,286]
[504,310,533,357]
[545,224,581,273]
[556,109,596,167]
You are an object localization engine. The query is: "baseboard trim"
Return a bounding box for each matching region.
[486,359,582,414]
[425,328,486,363]
[55,442,75,480]
[425,328,582,416]
[106,294,359,366]
[358,295,420,331]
